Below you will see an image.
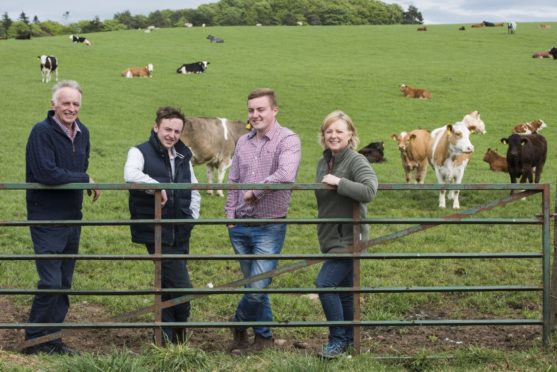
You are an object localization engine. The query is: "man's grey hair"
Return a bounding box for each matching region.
[51,80,82,104]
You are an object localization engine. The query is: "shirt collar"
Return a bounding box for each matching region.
[248,121,280,141]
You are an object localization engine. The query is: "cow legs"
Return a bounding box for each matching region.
[206,165,215,196]
[438,190,446,208]
[216,160,233,198]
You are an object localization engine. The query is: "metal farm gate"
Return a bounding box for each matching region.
[0,182,553,354]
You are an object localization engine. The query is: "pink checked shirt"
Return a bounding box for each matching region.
[225,122,301,219]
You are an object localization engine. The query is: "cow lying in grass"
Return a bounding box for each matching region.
[532,51,551,58]
[400,84,432,99]
[512,119,547,134]
[483,148,508,172]
[121,64,153,78]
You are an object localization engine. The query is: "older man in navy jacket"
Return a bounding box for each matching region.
[23,80,100,355]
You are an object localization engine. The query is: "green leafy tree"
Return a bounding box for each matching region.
[8,20,31,39]
[402,5,423,24]
[103,19,127,31]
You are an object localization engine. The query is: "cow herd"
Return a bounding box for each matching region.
[38,34,219,83]
[384,112,548,209]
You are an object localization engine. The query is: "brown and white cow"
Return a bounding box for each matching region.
[391,129,431,184]
[429,121,475,208]
[461,111,486,134]
[121,64,153,78]
[400,84,432,99]
[482,148,508,172]
[180,117,250,196]
[512,119,547,134]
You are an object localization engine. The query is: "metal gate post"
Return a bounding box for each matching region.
[548,183,557,335]
[352,203,362,355]
[154,190,163,346]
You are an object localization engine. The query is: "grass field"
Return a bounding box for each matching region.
[1,23,557,369]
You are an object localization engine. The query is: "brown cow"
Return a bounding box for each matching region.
[532,51,551,58]
[471,23,484,28]
[512,119,547,134]
[180,117,250,197]
[391,129,431,184]
[121,64,153,78]
[482,148,508,172]
[400,84,432,99]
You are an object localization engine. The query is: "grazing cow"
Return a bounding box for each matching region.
[507,21,517,34]
[358,141,385,163]
[512,119,547,134]
[461,110,486,134]
[482,148,508,172]
[38,55,58,83]
[458,26,466,31]
[429,121,475,209]
[417,26,427,31]
[176,61,210,74]
[69,34,91,45]
[500,134,547,186]
[121,64,153,78]
[180,117,250,197]
[471,23,484,28]
[400,84,432,99]
[391,129,431,184]
[207,35,224,43]
[482,21,495,27]
[549,47,557,59]
[532,51,551,58]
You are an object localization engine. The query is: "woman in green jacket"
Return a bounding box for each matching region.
[315,110,378,358]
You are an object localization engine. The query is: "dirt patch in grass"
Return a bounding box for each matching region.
[0,295,542,360]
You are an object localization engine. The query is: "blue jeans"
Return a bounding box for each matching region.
[316,259,354,345]
[26,226,81,342]
[228,223,286,338]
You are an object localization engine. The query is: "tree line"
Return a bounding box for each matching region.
[0,0,423,39]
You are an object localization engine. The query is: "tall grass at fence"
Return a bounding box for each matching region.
[1,22,557,367]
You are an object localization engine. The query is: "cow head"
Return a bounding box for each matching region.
[147,64,154,73]
[447,123,474,154]
[391,131,408,152]
[550,47,557,59]
[462,111,486,134]
[501,135,527,158]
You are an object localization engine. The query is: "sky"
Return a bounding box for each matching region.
[3,1,557,25]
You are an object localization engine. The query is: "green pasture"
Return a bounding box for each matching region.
[1,23,557,368]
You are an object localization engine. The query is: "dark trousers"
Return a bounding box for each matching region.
[25,226,81,342]
[146,240,192,342]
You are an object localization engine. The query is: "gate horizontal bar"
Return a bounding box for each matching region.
[0,285,541,295]
[2,319,542,330]
[0,252,542,260]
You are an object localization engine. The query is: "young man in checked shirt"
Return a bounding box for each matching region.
[225,88,301,354]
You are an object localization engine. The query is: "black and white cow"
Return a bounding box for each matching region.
[69,34,91,45]
[549,47,557,60]
[207,35,224,43]
[176,61,210,74]
[38,55,58,83]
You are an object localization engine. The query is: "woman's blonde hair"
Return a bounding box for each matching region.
[318,110,360,150]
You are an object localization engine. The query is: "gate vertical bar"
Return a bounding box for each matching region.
[154,190,163,346]
[542,184,551,347]
[550,182,557,331]
[352,202,362,355]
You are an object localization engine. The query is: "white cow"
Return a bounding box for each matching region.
[429,121,475,209]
